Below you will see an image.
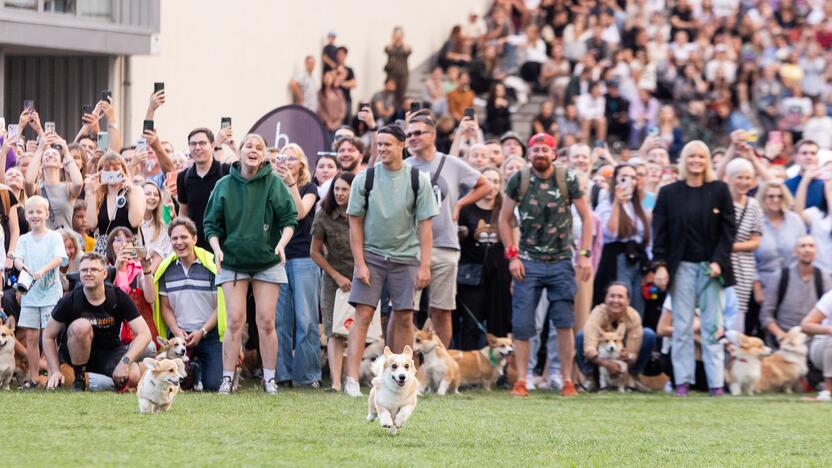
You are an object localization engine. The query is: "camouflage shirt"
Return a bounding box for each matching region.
[505,167,583,262]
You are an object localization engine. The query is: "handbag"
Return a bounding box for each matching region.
[456,263,483,286]
[332,289,382,342]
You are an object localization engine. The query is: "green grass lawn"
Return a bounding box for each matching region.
[6,387,830,467]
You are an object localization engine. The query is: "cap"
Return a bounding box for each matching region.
[527,133,556,149]
[500,131,524,146]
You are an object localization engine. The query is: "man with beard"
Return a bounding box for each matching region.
[177,127,234,249]
[406,115,492,346]
[499,133,593,397]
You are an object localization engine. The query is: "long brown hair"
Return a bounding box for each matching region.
[608,164,650,245]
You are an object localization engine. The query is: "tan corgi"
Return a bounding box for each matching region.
[0,319,14,390]
[756,326,809,393]
[597,324,629,392]
[447,334,513,390]
[413,329,460,395]
[138,358,187,414]
[367,346,418,436]
[155,336,189,361]
[725,333,771,396]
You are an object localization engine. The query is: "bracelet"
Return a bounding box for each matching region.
[143,270,151,275]
[369,126,378,132]
[504,246,519,261]
[287,182,297,187]
[200,327,208,335]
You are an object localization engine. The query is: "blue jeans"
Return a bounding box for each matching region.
[512,259,576,340]
[192,329,223,392]
[670,261,725,388]
[276,257,322,384]
[575,328,657,377]
[616,253,644,316]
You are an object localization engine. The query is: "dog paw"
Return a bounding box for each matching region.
[388,426,398,436]
[367,414,376,422]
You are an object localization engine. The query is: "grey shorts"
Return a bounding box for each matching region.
[215,263,288,286]
[349,252,419,311]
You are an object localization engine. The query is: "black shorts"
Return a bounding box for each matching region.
[59,341,127,378]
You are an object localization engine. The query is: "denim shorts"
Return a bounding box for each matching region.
[19,305,55,329]
[215,263,288,286]
[511,258,576,340]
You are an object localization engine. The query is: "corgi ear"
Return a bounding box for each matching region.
[156,336,168,347]
[173,358,187,378]
[383,346,392,356]
[422,318,434,332]
[486,333,497,346]
[402,345,413,358]
[143,358,158,370]
[507,333,512,341]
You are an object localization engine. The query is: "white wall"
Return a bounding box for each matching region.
[126,0,485,149]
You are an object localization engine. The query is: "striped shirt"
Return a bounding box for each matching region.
[159,259,217,332]
[731,198,763,320]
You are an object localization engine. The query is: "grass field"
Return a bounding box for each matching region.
[7,386,830,467]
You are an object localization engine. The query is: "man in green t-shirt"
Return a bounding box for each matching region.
[342,125,438,397]
[498,133,594,398]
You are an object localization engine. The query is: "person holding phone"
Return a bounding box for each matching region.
[24,133,84,231]
[593,164,651,316]
[652,141,736,397]
[105,227,155,326]
[85,153,146,239]
[203,134,298,395]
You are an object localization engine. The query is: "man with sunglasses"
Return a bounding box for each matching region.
[406,115,492,347]
[43,252,151,391]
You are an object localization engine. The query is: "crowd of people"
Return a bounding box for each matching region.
[1,0,832,401]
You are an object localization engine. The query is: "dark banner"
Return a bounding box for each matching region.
[248,105,329,168]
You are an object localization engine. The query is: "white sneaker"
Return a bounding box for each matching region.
[817,390,831,401]
[344,377,363,397]
[526,378,536,391]
[263,378,278,395]
[218,376,233,394]
[548,374,564,391]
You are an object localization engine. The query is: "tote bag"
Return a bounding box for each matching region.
[332,289,383,342]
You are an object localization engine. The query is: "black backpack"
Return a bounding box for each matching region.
[774,266,825,320]
[363,165,421,216]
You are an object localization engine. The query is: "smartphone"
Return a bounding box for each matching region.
[101,90,112,102]
[97,131,109,151]
[7,124,19,141]
[745,128,759,143]
[594,139,605,148]
[136,136,148,153]
[127,246,148,259]
[143,120,154,132]
[647,126,659,137]
[410,102,421,113]
[23,99,34,113]
[44,121,56,134]
[769,131,783,146]
[0,118,5,130]
[100,170,123,185]
[82,104,93,115]
[464,107,475,119]
[221,117,232,129]
[275,155,288,164]
[359,102,370,111]
[154,82,165,93]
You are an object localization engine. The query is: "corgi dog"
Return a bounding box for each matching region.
[358,340,386,386]
[756,326,809,393]
[413,329,460,395]
[448,334,514,390]
[137,358,187,414]
[0,319,14,390]
[597,324,628,392]
[725,333,771,396]
[155,336,189,361]
[367,346,418,436]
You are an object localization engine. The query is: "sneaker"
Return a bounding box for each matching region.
[218,376,233,395]
[72,375,86,392]
[511,380,529,397]
[21,380,38,391]
[308,380,321,390]
[560,381,578,397]
[344,377,363,397]
[709,387,725,397]
[817,390,831,401]
[663,381,673,393]
[675,383,689,397]
[263,378,278,395]
[525,378,536,391]
[548,374,564,391]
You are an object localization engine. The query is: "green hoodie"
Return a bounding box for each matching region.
[203,162,298,272]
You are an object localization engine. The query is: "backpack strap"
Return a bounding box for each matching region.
[363,166,375,213]
[431,154,447,186]
[555,166,571,206]
[774,266,791,320]
[813,267,825,301]
[410,166,420,214]
[517,166,531,201]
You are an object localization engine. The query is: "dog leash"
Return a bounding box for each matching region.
[457,295,488,336]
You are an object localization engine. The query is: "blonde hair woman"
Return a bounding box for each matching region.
[85,152,146,237]
[652,140,736,397]
[24,134,84,231]
[139,181,172,272]
[273,142,322,387]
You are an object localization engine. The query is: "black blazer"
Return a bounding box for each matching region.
[652,180,737,287]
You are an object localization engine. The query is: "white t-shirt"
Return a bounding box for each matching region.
[576,94,606,120]
[805,207,832,275]
[813,290,832,327]
[804,116,832,150]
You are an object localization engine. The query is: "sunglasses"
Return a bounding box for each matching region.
[406,130,432,139]
[765,194,783,199]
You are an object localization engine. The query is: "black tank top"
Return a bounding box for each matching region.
[97,191,135,235]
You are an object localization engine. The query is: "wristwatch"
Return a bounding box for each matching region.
[578,249,592,258]
[120,355,131,365]
[200,327,208,336]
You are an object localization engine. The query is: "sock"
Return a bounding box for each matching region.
[263,368,275,382]
[222,370,234,380]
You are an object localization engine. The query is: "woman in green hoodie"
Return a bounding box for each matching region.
[203,133,298,395]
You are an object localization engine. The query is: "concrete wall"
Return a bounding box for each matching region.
[126,0,484,149]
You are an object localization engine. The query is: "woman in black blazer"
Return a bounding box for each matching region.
[652,140,736,397]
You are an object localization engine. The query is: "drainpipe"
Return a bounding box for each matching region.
[121,55,132,143]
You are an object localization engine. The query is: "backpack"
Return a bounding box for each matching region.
[364,164,421,217]
[516,165,571,205]
[774,266,825,320]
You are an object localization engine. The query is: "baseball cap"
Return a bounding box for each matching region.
[527,133,556,149]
